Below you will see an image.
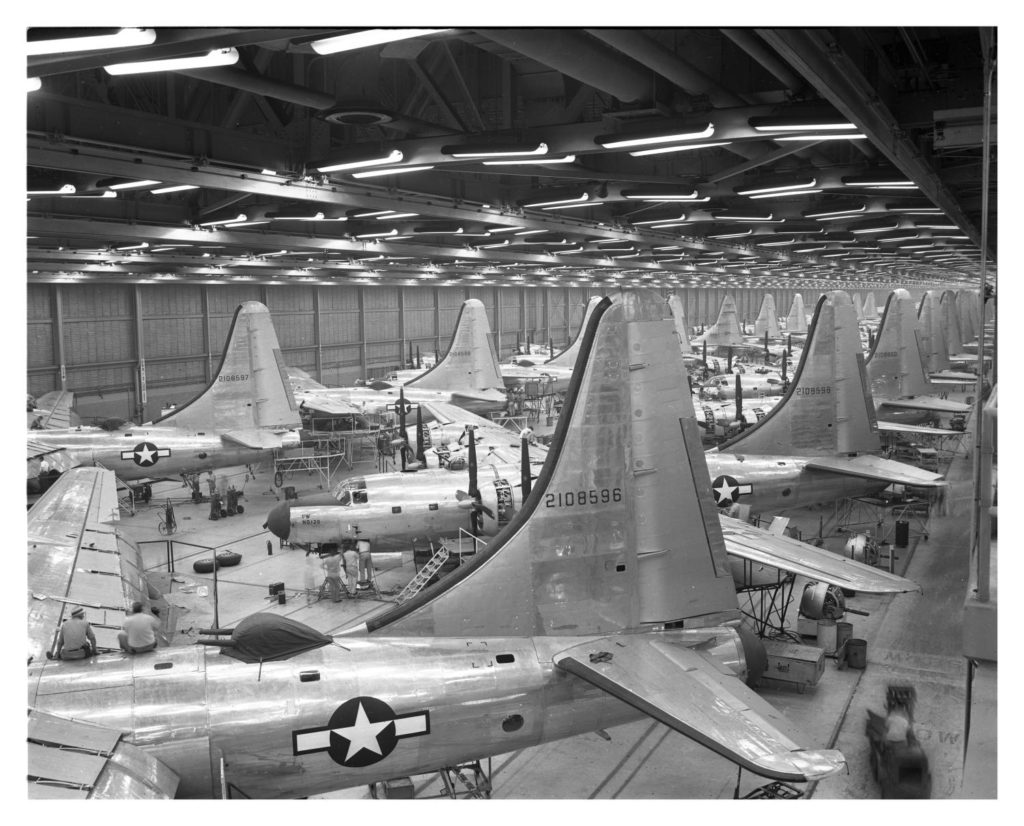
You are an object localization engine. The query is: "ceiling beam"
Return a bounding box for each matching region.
[756,27,990,258]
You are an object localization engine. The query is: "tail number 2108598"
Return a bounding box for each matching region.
[545,488,622,508]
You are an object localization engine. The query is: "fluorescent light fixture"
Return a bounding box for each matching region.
[648,221,689,229]
[804,203,867,219]
[633,214,688,226]
[522,192,590,209]
[483,154,575,165]
[515,229,547,236]
[28,27,156,56]
[842,174,914,187]
[444,142,548,159]
[375,212,419,220]
[317,149,404,173]
[27,77,41,92]
[877,232,920,243]
[355,228,401,239]
[913,221,959,230]
[712,211,776,222]
[707,229,753,239]
[114,242,149,251]
[622,189,704,201]
[107,179,161,191]
[476,240,510,249]
[793,246,827,253]
[351,164,434,178]
[749,189,823,199]
[151,184,199,195]
[756,238,796,247]
[199,213,247,227]
[629,141,731,157]
[28,183,75,195]
[850,219,901,234]
[735,177,817,196]
[310,28,450,56]
[412,225,464,235]
[776,133,867,141]
[597,123,714,149]
[105,47,239,75]
[542,201,597,211]
[749,116,858,132]
[487,226,525,234]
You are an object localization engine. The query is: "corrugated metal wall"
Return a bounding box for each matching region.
[27,284,930,421]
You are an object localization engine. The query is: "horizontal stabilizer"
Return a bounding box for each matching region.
[877,421,963,437]
[222,430,287,449]
[879,396,970,413]
[28,710,178,799]
[554,635,846,782]
[719,515,920,593]
[804,455,944,487]
[297,393,364,416]
[930,372,979,384]
[288,367,327,391]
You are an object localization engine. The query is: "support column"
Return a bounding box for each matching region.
[201,287,213,382]
[313,288,323,383]
[358,286,367,380]
[397,287,406,368]
[133,285,147,423]
[53,286,67,390]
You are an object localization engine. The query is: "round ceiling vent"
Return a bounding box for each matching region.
[319,107,395,126]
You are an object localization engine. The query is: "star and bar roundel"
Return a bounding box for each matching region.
[120,441,171,467]
[293,696,430,768]
[711,475,753,508]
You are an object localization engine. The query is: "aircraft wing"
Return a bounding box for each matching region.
[27,467,138,664]
[222,429,293,449]
[929,372,979,385]
[27,439,80,479]
[804,455,945,487]
[718,515,920,593]
[876,421,963,437]
[554,635,845,782]
[27,709,179,798]
[878,396,970,413]
[296,391,364,416]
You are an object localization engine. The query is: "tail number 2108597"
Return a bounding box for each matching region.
[545,488,622,508]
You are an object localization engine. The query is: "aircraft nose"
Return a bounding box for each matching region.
[266,502,291,541]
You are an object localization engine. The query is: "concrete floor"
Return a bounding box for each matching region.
[114,411,993,800]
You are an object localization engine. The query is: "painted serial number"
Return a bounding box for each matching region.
[545,488,622,508]
[218,374,250,382]
[796,386,832,396]
[299,516,321,525]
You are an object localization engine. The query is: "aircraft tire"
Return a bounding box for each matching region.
[216,551,242,567]
[274,471,284,488]
[192,558,220,574]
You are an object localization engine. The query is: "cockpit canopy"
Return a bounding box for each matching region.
[333,477,367,505]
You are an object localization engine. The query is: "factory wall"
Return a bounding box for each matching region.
[27,283,920,423]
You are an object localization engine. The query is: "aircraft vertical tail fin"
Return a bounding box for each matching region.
[407,299,503,392]
[786,293,807,333]
[941,290,964,355]
[715,291,880,457]
[862,291,879,320]
[852,293,864,321]
[546,296,603,368]
[152,302,300,433]
[362,291,738,637]
[917,290,950,372]
[698,295,743,347]
[667,293,692,356]
[866,289,931,399]
[958,289,978,343]
[753,294,780,338]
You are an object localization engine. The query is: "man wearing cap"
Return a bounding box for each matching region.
[56,606,97,660]
[117,601,165,654]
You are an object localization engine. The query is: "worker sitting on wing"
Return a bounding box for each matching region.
[117,601,165,654]
[56,606,97,660]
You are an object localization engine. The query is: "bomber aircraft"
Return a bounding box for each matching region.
[31,290,916,799]
[865,288,971,431]
[703,291,946,516]
[27,302,302,491]
[289,298,507,421]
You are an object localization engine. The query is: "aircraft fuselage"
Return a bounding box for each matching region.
[705,454,889,513]
[299,386,508,420]
[27,426,295,482]
[27,628,745,799]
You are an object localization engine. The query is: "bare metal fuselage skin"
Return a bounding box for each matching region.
[27,629,742,799]
[27,426,294,481]
[303,386,507,420]
[705,454,888,513]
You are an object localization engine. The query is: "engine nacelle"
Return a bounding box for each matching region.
[476,477,520,536]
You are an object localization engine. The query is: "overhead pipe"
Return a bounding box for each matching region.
[475,29,654,103]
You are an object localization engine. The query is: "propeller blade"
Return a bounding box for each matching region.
[520,434,532,498]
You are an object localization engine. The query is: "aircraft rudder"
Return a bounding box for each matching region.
[409,299,503,391]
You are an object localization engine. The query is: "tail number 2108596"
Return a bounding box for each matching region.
[545,488,622,508]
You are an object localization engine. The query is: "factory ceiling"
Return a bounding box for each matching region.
[27,26,997,291]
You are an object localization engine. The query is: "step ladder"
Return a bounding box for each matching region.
[395,543,450,604]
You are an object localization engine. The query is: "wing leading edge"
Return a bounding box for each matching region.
[554,635,846,782]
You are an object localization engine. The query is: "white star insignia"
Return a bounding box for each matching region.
[714,478,737,503]
[332,701,391,762]
[135,444,156,465]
